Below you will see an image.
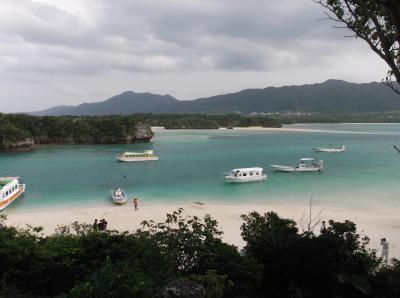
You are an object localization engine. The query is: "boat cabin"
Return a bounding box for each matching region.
[0,177,25,211]
[297,158,323,169]
[230,167,264,178]
[113,188,123,197]
[122,150,155,158]
[0,177,20,200]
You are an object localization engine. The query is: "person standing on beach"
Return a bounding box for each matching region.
[133,198,139,211]
[93,219,98,230]
[98,219,103,231]
[320,221,327,234]
[380,238,389,262]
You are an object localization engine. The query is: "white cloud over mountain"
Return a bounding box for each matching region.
[0,0,388,112]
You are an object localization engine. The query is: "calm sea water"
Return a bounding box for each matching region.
[2,124,400,211]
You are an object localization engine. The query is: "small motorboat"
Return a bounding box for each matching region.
[110,188,128,204]
[225,167,267,183]
[271,158,323,172]
[313,145,346,153]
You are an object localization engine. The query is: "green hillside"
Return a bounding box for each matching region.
[32,80,400,116]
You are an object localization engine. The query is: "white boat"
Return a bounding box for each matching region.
[225,167,267,183]
[110,188,128,204]
[314,145,346,153]
[0,177,25,211]
[271,158,323,172]
[116,150,159,162]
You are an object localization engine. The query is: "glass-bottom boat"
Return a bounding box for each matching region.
[225,167,267,183]
[116,150,159,162]
[0,177,25,211]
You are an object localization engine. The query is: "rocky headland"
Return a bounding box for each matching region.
[0,114,153,150]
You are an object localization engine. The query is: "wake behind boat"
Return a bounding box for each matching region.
[225,167,267,183]
[116,150,159,162]
[110,188,128,204]
[313,145,346,153]
[271,158,323,172]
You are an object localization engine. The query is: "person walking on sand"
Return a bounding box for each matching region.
[380,238,389,262]
[133,197,139,211]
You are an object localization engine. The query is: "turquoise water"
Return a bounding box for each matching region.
[2,124,400,211]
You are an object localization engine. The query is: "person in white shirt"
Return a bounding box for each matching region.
[380,238,389,262]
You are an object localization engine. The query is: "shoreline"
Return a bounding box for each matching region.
[4,123,400,153]
[156,125,400,135]
[5,202,400,258]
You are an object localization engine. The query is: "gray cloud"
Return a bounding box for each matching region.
[0,0,388,112]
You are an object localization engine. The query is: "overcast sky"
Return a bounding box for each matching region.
[0,0,388,112]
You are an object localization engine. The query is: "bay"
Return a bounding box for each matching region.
[2,123,400,211]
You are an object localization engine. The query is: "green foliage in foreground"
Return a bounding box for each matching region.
[0,210,398,298]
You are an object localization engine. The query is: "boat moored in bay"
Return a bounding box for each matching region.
[225,167,267,183]
[0,177,25,211]
[271,158,323,172]
[314,145,346,153]
[116,150,159,162]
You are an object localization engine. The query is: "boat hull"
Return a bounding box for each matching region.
[314,148,345,153]
[314,145,345,153]
[116,156,159,162]
[0,185,25,211]
[294,168,321,172]
[270,165,321,172]
[112,197,127,204]
[225,175,267,183]
[270,165,296,172]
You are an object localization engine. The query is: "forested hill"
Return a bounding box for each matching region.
[32,80,400,116]
[0,114,281,150]
[35,92,180,116]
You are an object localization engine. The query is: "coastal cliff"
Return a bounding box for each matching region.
[0,113,282,150]
[0,137,35,150]
[30,125,153,146]
[0,114,153,150]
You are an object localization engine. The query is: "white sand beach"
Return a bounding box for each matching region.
[158,126,321,132]
[227,126,387,135]
[5,202,400,259]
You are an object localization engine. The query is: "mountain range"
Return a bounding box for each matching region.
[32,80,400,116]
